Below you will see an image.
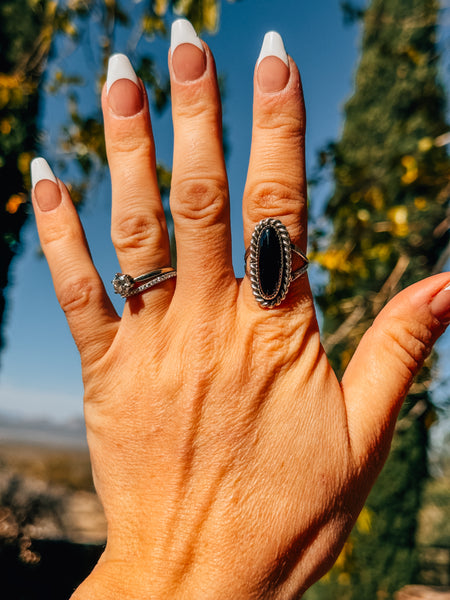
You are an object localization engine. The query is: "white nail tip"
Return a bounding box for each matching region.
[106,54,138,94]
[257,31,289,67]
[31,157,57,189]
[171,19,203,53]
[444,284,450,292]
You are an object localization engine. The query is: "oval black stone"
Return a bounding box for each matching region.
[258,226,283,299]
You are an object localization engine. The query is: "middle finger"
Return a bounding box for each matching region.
[169,20,236,304]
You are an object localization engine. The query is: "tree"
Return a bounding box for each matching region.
[308,0,450,597]
[0,0,234,356]
[0,0,52,352]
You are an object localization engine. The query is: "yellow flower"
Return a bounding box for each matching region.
[418,137,433,152]
[357,209,370,222]
[401,155,418,184]
[18,152,33,175]
[388,206,409,237]
[314,248,352,273]
[365,186,384,210]
[0,119,11,135]
[388,205,408,225]
[356,506,372,534]
[414,197,427,210]
[367,244,391,261]
[6,194,26,214]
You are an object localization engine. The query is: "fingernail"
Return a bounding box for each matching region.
[171,19,206,82]
[107,54,143,117]
[431,283,450,324]
[31,157,61,212]
[257,31,289,93]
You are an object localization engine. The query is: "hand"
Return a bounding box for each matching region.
[31,20,450,600]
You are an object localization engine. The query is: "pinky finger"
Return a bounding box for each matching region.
[31,158,119,366]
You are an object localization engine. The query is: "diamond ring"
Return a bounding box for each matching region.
[112,267,176,298]
[245,218,308,308]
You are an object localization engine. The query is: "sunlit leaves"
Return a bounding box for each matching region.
[141,12,166,37]
[172,0,219,32]
[0,0,239,352]
[42,0,233,209]
[153,0,169,16]
[135,57,170,113]
[0,75,36,111]
[0,0,55,349]
[387,205,409,236]
[5,194,27,215]
[312,0,450,597]
[401,155,418,184]
[46,70,84,94]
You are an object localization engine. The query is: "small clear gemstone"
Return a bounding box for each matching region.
[112,273,134,296]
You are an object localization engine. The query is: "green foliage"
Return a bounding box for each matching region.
[47,0,233,186]
[308,0,449,597]
[419,475,450,548]
[340,1,366,24]
[0,0,237,354]
[314,0,449,372]
[348,399,429,597]
[0,0,51,353]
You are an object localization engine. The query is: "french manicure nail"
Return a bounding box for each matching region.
[171,19,206,82]
[431,283,450,325]
[31,157,61,212]
[257,31,290,93]
[107,54,143,117]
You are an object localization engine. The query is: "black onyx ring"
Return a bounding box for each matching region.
[245,218,309,309]
[112,267,176,298]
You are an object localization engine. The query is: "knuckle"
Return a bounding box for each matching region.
[176,96,210,121]
[255,109,305,137]
[175,84,220,120]
[378,317,433,378]
[171,178,228,225]
[57,276,100,316]
[109,130,152,158]
[40,222,80,249]
[245,180,305,230]
[112,213,163,253]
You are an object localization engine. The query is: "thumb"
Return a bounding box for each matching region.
[342,274,450,462]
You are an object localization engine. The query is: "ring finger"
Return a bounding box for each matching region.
[242,33,309,310]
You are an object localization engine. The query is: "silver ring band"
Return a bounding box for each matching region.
[112,267,176,298]
[245,218,308,308]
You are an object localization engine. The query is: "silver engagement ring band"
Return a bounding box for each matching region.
[112,267,177,298]
[245,218,309,309]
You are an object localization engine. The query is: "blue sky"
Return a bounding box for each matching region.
[0,0,449,422]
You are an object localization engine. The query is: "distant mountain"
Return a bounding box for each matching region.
[0,412,87,447]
